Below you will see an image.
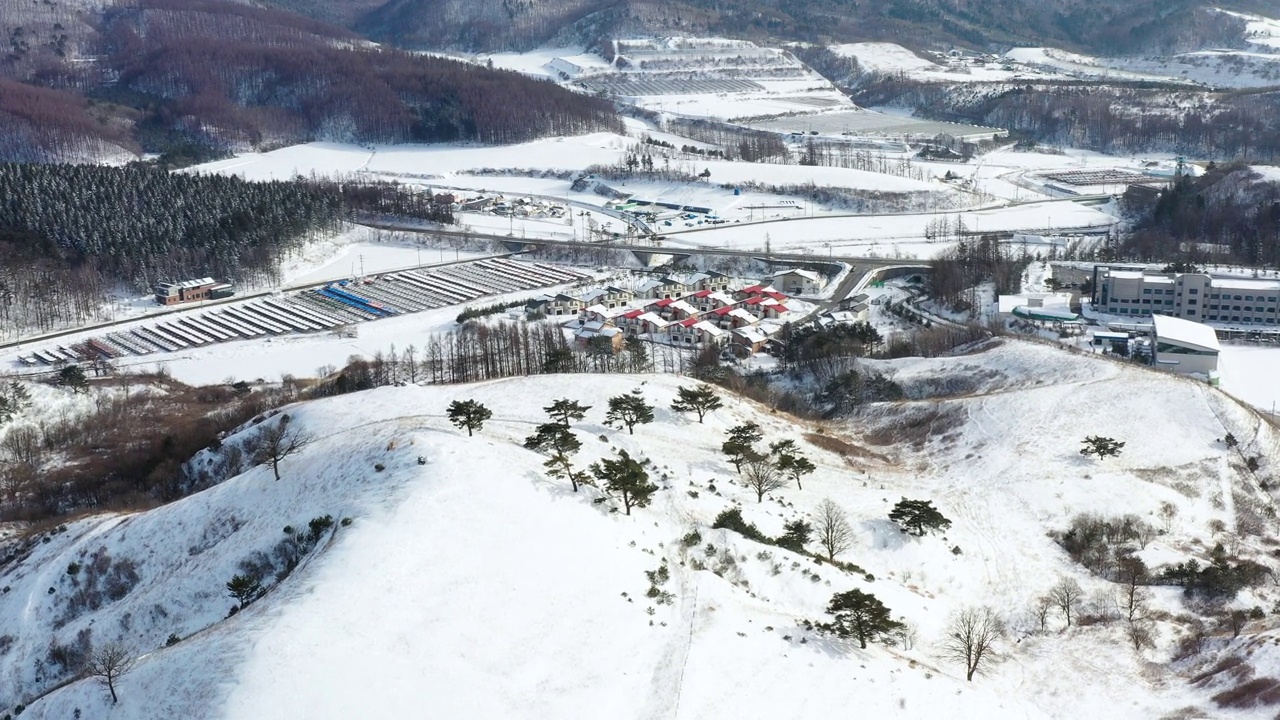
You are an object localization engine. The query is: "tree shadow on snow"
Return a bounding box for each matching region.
[861,518,908,551]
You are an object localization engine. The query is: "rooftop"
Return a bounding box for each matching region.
[1152,314,1221,353]
[1212,277,1280,291]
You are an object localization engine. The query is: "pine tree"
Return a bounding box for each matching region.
[544,398,591,428]
[776,518,813,553]
[525,422,590,492]
[447,399,492,437]
[227,574,262,608]
[821,589,904,649]
[58,364,89,393]
[604,392,654,435]
[722,422,764,473]
[6,381,31,411]
[1080,435,1125,459]
[670,385,723,423]
[771,439,815,490]
[889,498,952,536]
[590,449,657,515]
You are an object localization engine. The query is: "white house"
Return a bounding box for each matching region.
[685,270,733,293]
[578,285,634,309]
[1151,313,1220,376]
[668,318,728,346]
[772,269,828,296]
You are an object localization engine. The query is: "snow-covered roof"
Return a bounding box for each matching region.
[997,293,1071,314]
[636,279,663,293]
[1152,314,1221,353]
[1213,277,1280,291]
[1107,270,1145,280]
[637,312,667,327]
[732,326,769,343]
[773,269,821,282]
[692,321,726,336]
[707,291,736,306]
[668,300,698,315]
[579,289,608,302]
[824,310,861,323]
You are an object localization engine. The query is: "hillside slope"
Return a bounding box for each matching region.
[350,0,1272,54]
[7,341,1280,719]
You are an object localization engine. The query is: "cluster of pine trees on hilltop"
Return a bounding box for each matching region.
[0,163,343,286]
[0,163,344,336]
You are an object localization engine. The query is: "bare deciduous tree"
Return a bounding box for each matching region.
[1116,555,1150,622]
[940,606,1006,681]
[742,456,787,503]
[1032,595,1054,633]
[85,643,136,704]
[254,415,315,481]
[1049,577,1084,628]
[1126,621,1156,653]
[815,498,855,562]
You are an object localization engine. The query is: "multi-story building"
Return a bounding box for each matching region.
[1092,267,1280,326]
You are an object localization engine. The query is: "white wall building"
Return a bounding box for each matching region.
[771,269,828,296]
[1092,268,1280,326]
[1151,314,1220,376]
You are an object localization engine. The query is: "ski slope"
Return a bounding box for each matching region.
[10,341,1280,719]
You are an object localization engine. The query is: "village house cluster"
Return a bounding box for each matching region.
[528,269,831,356]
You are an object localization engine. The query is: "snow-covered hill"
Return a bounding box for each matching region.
[7,340,1280,719]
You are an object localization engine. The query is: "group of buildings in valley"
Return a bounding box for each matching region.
[528,268,842,357]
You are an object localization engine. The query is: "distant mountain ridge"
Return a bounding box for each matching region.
[343,0,1280,55]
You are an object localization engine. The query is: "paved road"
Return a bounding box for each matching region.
[654,192,1115,238]
[358,220,915,267]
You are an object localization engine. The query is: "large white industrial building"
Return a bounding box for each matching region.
[1091,267,1280,326]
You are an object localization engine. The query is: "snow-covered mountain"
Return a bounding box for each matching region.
[6,340,1280,719]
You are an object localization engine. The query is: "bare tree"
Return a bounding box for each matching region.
[815,498,855,562]
[254,415,315,481]
[940,606,1005,681]
[1031,595,1053,633]
[85,643,136,704]
[1115,555,1150,622]
[1049,577,1084,628]
[742,456,787,503]
[1126,621,1156,653]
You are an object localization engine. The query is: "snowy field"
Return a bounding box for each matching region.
[659,199,1117,257]
[744,109,1004,141]
[278,227,487,286]
[1218,344,1280,415]
[830,42,1071,84]
[829,38,1280,89]
[1221,8,1280,48]
[186,132,973,233]
[11,341,1280,719]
